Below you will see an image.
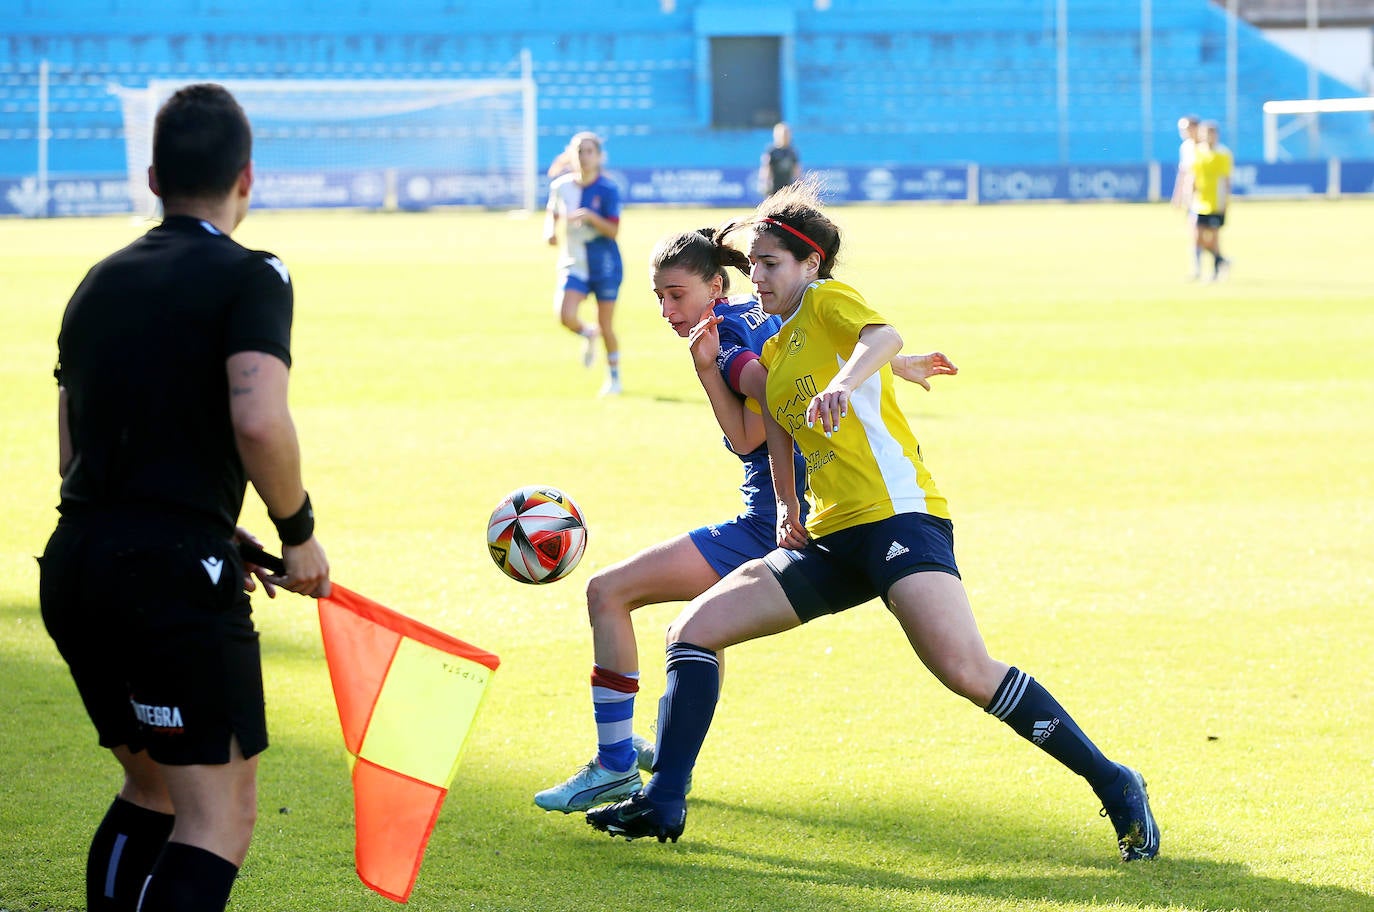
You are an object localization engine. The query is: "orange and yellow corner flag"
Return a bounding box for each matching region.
[318,585,500,903]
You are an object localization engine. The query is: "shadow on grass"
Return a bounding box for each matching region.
[650,796,1372,912]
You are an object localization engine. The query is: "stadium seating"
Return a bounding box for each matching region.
[2,0,1369,179]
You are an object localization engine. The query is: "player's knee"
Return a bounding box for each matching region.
[665,608,695,647]
[665,599,718,650]
[933,655,1000,706]
[585,570,623,627]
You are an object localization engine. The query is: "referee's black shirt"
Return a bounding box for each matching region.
[55,215,294,536]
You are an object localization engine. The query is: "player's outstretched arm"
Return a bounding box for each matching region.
[890,351,958,390]
[808,324,904,434]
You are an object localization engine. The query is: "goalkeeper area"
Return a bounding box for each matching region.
[112,75,538,214]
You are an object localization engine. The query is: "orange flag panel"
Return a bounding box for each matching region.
[318,585,499,903]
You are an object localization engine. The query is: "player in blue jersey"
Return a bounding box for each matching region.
[587,181,1159,864]
[544,132,624,396]
[535,226,955,813]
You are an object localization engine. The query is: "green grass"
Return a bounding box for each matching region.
[1,200,1372,912]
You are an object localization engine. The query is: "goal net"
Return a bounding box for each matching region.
[112,76,537,215]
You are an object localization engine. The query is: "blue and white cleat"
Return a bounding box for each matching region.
[534,758,641,814]
[633,733,655,773]
[1098,764,1160,861]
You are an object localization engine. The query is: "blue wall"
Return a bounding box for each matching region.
[2,0,1369,179]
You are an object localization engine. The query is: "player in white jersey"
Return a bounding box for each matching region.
[1169,115,1201,278]
[589,181,1158,865]
[545,132,624,395]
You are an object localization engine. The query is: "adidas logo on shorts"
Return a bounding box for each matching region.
[885,541,910,561]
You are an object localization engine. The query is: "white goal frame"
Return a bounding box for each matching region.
[111,67,538,214]
[1262,96,1374,162]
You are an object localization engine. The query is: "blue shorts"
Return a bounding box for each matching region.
[560,241,623,302]
[1196,212,1225,229]
[763,512,960,623]
[687,513,781,578]
[562,271,621,302]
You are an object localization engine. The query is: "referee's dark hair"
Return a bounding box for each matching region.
[152,83,252,202]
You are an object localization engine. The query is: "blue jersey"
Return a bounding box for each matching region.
[547,173,623,295]
[711,296,807,519]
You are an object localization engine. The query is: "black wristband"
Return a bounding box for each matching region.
[271,492,315,547]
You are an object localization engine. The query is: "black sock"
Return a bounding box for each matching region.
[137,842,238,912]
[86,796,174,912]
[986,666,1119,789]
[642,642,720,807]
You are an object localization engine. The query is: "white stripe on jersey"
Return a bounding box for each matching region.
[844,355,930,515]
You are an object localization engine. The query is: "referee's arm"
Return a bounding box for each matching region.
[57,386,72,477]
[227,350,330,596]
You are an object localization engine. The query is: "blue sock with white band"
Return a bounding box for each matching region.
[986,666,1119,789]
[591,665,639,773]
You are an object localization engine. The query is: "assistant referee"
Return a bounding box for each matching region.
[39,83,329,912]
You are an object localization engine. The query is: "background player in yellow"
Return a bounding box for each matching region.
[1191,120,1233,282]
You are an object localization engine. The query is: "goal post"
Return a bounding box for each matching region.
[111,73,538,215]
[1262,96,1374,162]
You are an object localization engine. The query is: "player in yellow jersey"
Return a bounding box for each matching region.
[1191,120,1232,281]
[588,182,1158,865]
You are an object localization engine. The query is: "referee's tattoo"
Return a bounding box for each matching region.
[231,363,258,397]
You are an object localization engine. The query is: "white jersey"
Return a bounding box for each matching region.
[1177,138,1196,173]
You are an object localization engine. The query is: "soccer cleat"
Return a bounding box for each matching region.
[1098,764,1160,862]
[534,758,641,814]
[586,791,686,843]
[599,377,622,397]
[633,733,655,772]
[630,734,692,794]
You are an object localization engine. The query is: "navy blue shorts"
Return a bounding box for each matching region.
[1196,212,1225,228]
[763,512,960,623]
[39,515,267,765]
[687,513,781,578]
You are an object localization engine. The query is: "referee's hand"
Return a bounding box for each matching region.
[280,537,331,598]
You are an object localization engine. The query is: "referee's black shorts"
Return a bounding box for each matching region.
[39,513,267,765]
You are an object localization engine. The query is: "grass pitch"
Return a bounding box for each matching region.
[1,199,1371,911]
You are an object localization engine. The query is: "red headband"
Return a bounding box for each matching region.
[761,217,826,261]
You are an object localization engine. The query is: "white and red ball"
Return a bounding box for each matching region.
[486,485,588,584]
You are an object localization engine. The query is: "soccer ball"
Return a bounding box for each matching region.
[486,485,588,584]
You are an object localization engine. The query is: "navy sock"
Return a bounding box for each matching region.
[642,642,719,807]
[86,796,174,912]
[136,842,238,912]
[986,667,1118,789]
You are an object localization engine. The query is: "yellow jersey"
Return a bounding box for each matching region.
[1191,144,1232,215]
[760,279,949,537]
